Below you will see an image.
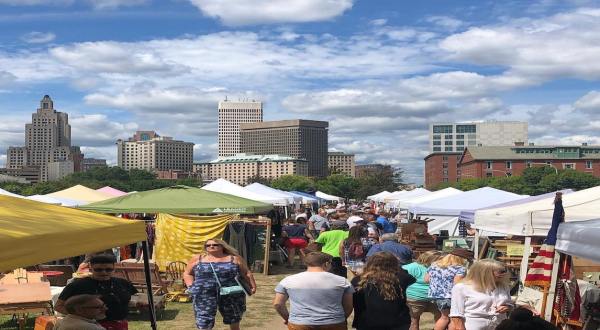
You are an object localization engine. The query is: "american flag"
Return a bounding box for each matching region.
[524,192,564,287]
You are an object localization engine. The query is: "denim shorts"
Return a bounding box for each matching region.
[434,298,452,310]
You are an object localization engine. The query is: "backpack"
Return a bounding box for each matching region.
[347,241,365,259]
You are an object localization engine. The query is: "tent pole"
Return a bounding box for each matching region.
[543,251,562,321]
[141,241,157,330]
[263,218,272,275]
[473,230,480,260]
[519,236,532,284]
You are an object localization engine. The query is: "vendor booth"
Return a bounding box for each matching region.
[395,187,462,210]
[45,184,114,205]
[315,191,343,202]
[367,191,392,202]
[245,183,301,205]
[202,178,288,206]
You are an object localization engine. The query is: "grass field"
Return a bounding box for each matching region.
[0,267,434,329]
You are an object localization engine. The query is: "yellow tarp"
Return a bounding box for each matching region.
[154,213,233,271]
[0,195,146,272]
[47,184,114,203]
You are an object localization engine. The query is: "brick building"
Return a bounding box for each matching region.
[458,145,600,179]
[424,152,462,189]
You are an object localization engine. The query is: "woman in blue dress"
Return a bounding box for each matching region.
[184,239,257,330]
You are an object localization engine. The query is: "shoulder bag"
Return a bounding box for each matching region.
[209,262,245,296]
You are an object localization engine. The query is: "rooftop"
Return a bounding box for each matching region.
[240,119,328,130]
[463,145,600,160]
[200,153,307,164]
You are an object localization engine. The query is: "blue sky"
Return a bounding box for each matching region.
[1,0,600,184]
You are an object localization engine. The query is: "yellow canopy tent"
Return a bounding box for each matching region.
[0,195,158,329]
[46,184,114,204]
[0,195,146,271]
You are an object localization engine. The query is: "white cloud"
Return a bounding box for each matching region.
[440,8,600,81]
[369,18,387,26]
[189,0,353,26]
[0,0,72,5]
[574,91,600,112]
[21,31,56,44]
[426,16,464,31]
[0,0,146,9]
[0,71,17,87]
[70,114,138,146]
[87,0,147,10]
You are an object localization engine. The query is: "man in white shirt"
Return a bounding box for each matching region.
[273,252,354,329]
[54,294,107,330]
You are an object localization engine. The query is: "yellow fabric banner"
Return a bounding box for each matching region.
[154,213,234,271]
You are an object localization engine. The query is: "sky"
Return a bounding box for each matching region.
[1,0,600,184]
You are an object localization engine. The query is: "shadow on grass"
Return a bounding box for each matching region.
[128,308,180,321]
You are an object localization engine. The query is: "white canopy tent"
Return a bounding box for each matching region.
[395,187,463,210]
[202,178,284,205]
[245,183,301,205]
[0,188,23,198]
[316,191,343,202]
[556,219,600,264]
[287,191,319,204]
[25,194,83,206]
[474,185,600,236]
[382,190,407,203]
[386,188,431,207]
[409,187,527,216]
[367,191,391,202]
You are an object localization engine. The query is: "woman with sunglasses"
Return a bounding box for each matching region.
[449,259,513,330]
[184,239,257,330]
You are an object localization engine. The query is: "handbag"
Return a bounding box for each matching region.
[235,275,253,296]
[209,262,245,296]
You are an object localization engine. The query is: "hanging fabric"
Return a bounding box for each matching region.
[154,213,234,271]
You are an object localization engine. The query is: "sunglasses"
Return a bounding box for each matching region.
[92,268,115,273]
[205,244,221,248]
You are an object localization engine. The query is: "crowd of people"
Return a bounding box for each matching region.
[51,203,561,330]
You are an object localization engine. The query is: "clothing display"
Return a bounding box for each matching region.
[188,256,246,329]
[581,285,600,330]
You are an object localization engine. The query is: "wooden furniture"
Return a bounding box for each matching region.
[114,262,168,295]
[165,261,186,284]
[37,264,74,287]
[0,270,53,330]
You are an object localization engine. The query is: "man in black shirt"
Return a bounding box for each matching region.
[56,254,137,330]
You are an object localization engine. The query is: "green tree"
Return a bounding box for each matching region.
[246,175,273,186]
[316,174,359,200]
[354,167,400,200]
[271,175,315,192]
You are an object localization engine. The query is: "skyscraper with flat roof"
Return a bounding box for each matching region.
[117,131,194,172]
[240,119,329,177]
[218,100,263,157]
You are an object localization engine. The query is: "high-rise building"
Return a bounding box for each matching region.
[240,119,329,177]
[6,95,83,182]
[218,100,263,157]
[355,164,392,178]
[193,154,308,185]
[425,121,529,189]
[328,152,355,177]
[117,130,194,172]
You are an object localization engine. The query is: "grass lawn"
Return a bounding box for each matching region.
[0,267,434,329]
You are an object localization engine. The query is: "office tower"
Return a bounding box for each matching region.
[218,100,263,157]
[240,119,329,177]
[117,130,194,172]
[6,95,83,182]
[328,152,355,177]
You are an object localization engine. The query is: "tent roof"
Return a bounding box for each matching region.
[382,190,407,202]
[0,188,23,198]
[460,189,573,224]
[245,183,300,204]
[47,184,114,203]
[80,185,272,214]
[410,187,526,216]
[316,191,343,202]
[97,186,128,197]
[474,185,600,236]
[556,219,600,264]
[289,191,321,203]
[386,188,431,205]
[25,194,82,206]
[202,179,288,206]
[0,195,146,271]
[367,191,392,202]
[396,188,462,210]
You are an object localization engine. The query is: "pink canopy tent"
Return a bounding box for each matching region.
[96,186,128,197]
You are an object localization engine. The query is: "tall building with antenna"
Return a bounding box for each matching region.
[217,99,263,157]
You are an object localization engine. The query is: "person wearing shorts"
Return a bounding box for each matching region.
[402,251,443,330]
[282,218,314,268]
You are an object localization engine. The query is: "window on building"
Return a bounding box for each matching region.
[456,124,476,133]
[433,135,441,140]
[506,161,512,169]
[445,141,453,146]
[457,147,465,151]
[445,147,453,152]
[442,155,448,161]
[563,163,575,170]
[486,161,492,169]
[456,140,464,145]
[444,134,453,139]
[442,163,448,168]
[526,161,532,168]
[433,141,441,145]
[433,147,441,152]
[443,178,449,182]
[433,125,453,133]
[443,170,448,176]
[486,172,493,177]
[586,160,593,169]
[456,134,464,139]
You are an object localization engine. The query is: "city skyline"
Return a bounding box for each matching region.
[1,1,600,184]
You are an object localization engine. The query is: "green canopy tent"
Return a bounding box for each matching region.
[79,185,273,214]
